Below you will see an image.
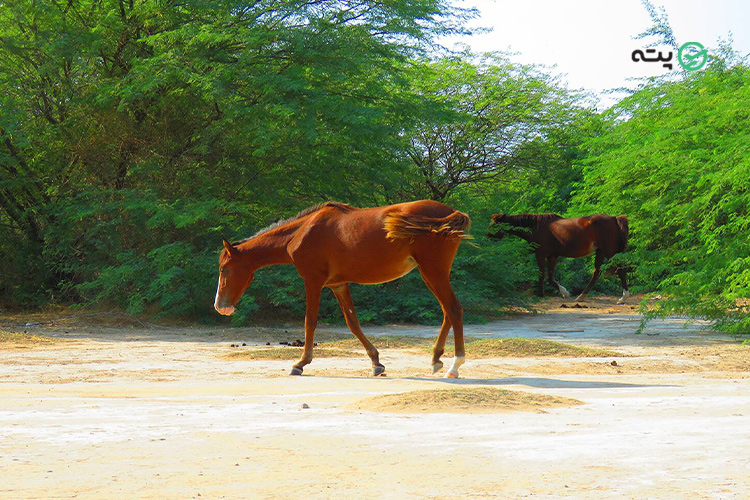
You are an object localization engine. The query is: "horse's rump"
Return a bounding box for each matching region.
[616,215,629,252]
[384,210,471,240]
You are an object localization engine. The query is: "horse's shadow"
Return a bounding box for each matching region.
[405,376,671,389]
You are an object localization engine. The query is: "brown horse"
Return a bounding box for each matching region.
[487,213,630,304]
[215,200,471,378]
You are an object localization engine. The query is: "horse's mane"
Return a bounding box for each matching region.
[501,213,562,228]
[241,201,356,242]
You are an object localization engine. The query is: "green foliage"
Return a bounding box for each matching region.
[1,0,747,339]
[0,0,473,315]
[400,53,588,201]
[573,61,750,336]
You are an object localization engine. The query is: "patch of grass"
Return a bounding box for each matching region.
[321,336,430,350]
[223,346,355,360]
[222,337,622,361]
[350,387,583,414]
[0,329,56,347]
[459,338,622,358]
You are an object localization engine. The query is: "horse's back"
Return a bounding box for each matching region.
[288,200,466,285]
[395,199,458,218]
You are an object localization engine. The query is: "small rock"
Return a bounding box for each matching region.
[610,360,618,366]
[300,403,310,409]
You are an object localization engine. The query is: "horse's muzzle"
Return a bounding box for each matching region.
[215,305,236,316]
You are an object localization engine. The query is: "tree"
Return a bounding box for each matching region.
[400,53,587,201]
[0,0,473,312]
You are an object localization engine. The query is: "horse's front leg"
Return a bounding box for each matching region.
[535,253,546,296]
[330,284,385,376]
[291,281,323,376]
[546,256,570,299]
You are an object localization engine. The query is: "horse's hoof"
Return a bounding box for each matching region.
[290,367,303,376]
[373,365,386,376]
[432,361,444,374]
[444,371,459,379]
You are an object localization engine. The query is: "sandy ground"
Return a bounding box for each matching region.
[1,296,749,499]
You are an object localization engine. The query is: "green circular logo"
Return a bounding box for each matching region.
[678,42,708,71]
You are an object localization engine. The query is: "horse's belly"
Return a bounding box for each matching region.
[567,240,597,258]
[367,256,418,284]
[328,256,418,285]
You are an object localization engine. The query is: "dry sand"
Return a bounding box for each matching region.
[1,296,748,499]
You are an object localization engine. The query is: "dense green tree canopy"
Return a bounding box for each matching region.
[401,54,587,201]
[573,61,750,335]
[0,0,473,313]
[0,1,747,338]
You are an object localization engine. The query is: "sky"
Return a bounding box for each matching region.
[443,0,750,108]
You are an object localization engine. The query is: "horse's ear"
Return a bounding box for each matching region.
[222,239,237,256]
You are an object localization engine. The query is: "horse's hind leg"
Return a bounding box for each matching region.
[576,250,604,302]
[617,267,630,304]
[330,284,385,376]
[418,265,464,379]
[420,277,452,374]
[546,256,570,299]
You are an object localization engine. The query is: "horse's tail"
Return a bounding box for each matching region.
[616,215,629,252]
[384,210,472,240]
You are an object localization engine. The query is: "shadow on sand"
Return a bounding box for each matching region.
[406,376,674,389]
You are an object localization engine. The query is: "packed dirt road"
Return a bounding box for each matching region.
[1,297,748,499]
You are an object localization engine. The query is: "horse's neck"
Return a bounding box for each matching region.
[507,228,534,242]
[237,226,299,271]
[503,214,540,228]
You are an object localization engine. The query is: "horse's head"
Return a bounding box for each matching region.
[214,240,254,316]
[490,213,507,225]
[486,213,507,240]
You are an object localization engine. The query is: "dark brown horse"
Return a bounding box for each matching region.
[215,200,471,377]
[487,213,630,303]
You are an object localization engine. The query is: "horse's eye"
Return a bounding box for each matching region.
[220,268,226,274]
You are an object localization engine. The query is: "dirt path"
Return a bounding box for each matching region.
[1,297,748,499]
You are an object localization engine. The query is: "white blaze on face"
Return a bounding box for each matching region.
[214,275,235,316]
